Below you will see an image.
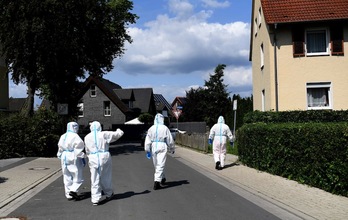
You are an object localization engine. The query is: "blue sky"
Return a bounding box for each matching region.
[9,0,252,106]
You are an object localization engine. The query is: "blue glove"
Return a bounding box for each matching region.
[146,151,151,159]
[82,158,86,167]
[208,139,212,145]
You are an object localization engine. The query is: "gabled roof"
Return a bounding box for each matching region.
[261,0,348,24]
[171,97,187,106]
[81,76,131,114]
[154,94,172,111]
[114,89,135,101]
[119,88,154,113]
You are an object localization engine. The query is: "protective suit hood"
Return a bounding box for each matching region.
[154,113,164,125]
[218,116,225,124]
[67,122,79,133]
[90,121,102,132]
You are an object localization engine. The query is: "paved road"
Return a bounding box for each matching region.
[7,143,280,220]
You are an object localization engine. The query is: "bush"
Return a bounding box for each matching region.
[0,108,65,159]
[237,121,348,197]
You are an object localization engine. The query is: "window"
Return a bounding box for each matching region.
[104,101,111,116]
[307,82,332,110]
[258,7,262,28]
[128,100,133,108]
[305,29,329,56]
[261,89,265,111]
[77,103,84,117]
[260,43,264,69]
[90,84,96,97]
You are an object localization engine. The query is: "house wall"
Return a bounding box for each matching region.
[276,27,348,111]
[77,85,126,130]
[252,0,348,111]
[251,0,276,111]
[0,56,8,111]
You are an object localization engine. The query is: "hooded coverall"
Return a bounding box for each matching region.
[209,116,234,169]
[144,113,175,185]
[57,122,85,199]
[84,121,124,204]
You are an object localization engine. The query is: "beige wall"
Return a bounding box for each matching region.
[0,56,8,110]
[251,0,348,111]
[251,0,276,111]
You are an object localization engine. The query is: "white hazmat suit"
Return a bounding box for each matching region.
[144,113,175,190]
[57,122,85,200]
[84,121,124,205]
[209,116,234,170]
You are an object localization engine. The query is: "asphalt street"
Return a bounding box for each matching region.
[7,143,280,220]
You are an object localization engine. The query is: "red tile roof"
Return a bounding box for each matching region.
[261,0,348,24]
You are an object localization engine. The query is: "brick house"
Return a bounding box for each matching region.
[76,75,157,130]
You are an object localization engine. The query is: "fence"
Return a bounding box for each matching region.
[175,132,209,152]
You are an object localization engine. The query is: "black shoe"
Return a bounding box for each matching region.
[69,191,80,200]
[153,181,161,190]
[106,193,114,201]
[161,178,166,185]
[215,161,221,170]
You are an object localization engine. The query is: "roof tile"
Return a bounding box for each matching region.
[261,0,348,24]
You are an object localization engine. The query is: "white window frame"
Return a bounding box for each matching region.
[261,89,265,111]
[77,103,84,117]
[254,17,258,36]
[306,82,332,110]
[90,84,97,97]
[104,101,111,116]
[305,28,330,56]
[260,43,264,69]
[258,7,262,28]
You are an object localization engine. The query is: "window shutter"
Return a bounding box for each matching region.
[331,25,344,56]
[292,26,305,57]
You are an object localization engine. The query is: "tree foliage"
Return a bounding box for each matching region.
[0,0,138,116]
[182,64,231,127]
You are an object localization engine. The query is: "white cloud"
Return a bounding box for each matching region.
[201,0,230,8]
[9,82,27,98]
[117,16,250,75]
[168,0,194,19]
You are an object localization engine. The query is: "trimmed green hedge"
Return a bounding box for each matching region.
[244,110,348,123]
[237,121,348,197]
[0,109,64,159]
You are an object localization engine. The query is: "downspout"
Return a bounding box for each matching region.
[274,23,279,112]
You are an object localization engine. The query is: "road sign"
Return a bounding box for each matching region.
[173,109,182,120]
[233,100,237,110]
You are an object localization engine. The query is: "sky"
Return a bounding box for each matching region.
[9,0,252,106]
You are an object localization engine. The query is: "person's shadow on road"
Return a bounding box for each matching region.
[160,180,189,189]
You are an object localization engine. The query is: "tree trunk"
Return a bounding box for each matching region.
[24,82,35,117]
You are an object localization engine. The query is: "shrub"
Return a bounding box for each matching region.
[0,108,65,159]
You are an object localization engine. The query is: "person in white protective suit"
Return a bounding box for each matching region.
[84,121,124,205]
[144,113,175,190]
[208,116,234,170]
[57,122,86,201]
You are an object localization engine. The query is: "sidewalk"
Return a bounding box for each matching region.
[173,146,348,220]
[0,146,348,219]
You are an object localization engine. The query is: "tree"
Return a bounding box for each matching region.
[204,64,231,127]
[182,64,231,127]
[0,0,138,116]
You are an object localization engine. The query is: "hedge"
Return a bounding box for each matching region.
[0,109,64,159]
[237,121,348,197]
